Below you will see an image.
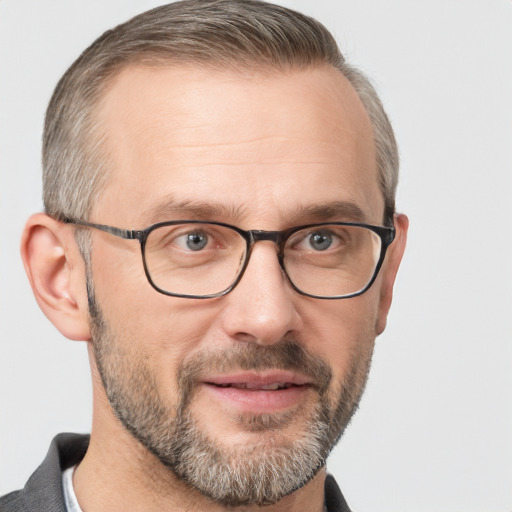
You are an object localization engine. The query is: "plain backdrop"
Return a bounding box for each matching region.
[1,1,511,511]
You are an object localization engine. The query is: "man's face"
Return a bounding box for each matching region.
[87,64,388,505]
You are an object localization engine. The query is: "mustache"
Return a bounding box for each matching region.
[176,340,333,409]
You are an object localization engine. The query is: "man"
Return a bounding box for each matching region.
[1,0,407,510]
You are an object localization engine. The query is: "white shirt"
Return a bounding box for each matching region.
[62,466,82,512]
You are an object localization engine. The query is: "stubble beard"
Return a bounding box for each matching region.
[87,277,374,507]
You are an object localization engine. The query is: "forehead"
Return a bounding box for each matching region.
[93,63,381,227]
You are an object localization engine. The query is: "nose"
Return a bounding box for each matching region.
[219,242,302,345]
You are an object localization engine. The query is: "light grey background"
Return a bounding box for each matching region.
[1,1,511,510]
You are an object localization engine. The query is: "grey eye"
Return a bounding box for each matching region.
[186,232,208,251]
[309,232,332,251]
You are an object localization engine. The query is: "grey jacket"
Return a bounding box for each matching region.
[0,433,351,511]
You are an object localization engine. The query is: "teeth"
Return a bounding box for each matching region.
[259,383,283,390]
[237,382,288,390]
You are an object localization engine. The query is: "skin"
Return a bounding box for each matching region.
[22,63,408,512]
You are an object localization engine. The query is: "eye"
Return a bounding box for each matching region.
[175,230,209,251]
[293,229,341,252]
[308,232,333,251]
[148,223,241,257]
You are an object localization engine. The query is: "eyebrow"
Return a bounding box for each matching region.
[141,195,368,227]
[290,201,368,224]
[141,195,248,225]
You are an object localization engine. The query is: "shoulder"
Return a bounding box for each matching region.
[0,433,90,512]
[0,490,24,511]
[324,474,352,512]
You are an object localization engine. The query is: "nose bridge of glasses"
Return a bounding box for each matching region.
[236,229,290,297]
[248,229,286,245]
[247,229,288,260]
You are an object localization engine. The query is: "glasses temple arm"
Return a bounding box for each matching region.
[63,218,141,240]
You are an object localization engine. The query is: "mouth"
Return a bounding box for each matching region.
[200,371,313,414]
[213,382,297,390]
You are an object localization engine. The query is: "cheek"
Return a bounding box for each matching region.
[93,259,226,382]
[298,293,379,384]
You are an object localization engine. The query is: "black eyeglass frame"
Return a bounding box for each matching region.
[64,217,395,300]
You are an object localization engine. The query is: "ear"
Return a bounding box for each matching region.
[21,213,91,341]
[376,213,409,335]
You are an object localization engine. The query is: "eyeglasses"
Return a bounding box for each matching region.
[64,218,395,300]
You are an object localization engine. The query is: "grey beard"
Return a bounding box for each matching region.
[87,274,371,506]
[145,403,331,506]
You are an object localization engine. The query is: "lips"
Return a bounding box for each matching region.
[201,371,313,413]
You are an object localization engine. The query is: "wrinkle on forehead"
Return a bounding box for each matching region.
[96,63,374,162]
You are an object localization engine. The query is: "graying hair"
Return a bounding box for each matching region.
[43,0,398,226]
